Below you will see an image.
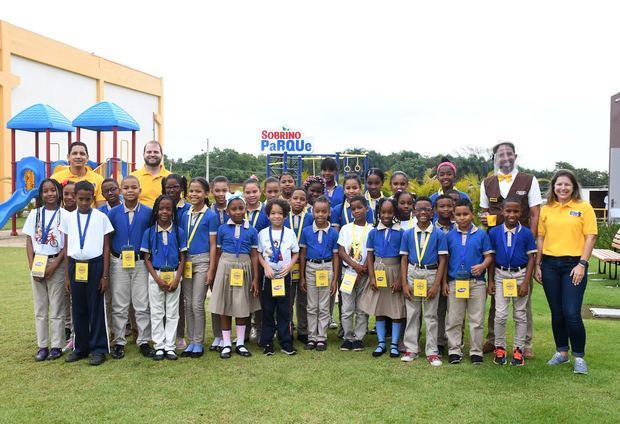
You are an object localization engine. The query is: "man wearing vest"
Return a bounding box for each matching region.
[479,141,542,359]
[130,141,171,208]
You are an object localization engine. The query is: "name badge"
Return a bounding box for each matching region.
[160,270,175,285]
[184,261,193,279]
[413,279,427,297]
[375,269,388,288]
[455,279,469,299]
[503,278,518,297]
[569,210,582,217]
[31,254,48,278]
[486,215,497,227]
[316,270,330,287]
[291,263,301,282]
[271,278,285,297]
[75,262,89,282]
[340,270,357,294]
[121,246,135,269]
[230,268,244,286]
[489,197,498,203]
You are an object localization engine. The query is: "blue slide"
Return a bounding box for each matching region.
[0,157,45,229]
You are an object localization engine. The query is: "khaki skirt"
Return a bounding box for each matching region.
[359,256,405,319]
[208,252,261,317]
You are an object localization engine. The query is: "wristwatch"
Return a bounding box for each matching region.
[578,260,588,268]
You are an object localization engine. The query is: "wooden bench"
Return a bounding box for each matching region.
[591,229,620,279]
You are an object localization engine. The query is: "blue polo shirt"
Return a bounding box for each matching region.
[210,204,230,228]
[217,220,259,255]
[140,224,187,269]
[325,184,344,207]
[433,219,456,234]
[179,206,218,255]
[429,190,471,206]
[331,202,374,227]
[446,225,494,281]
[400,225,448,266]
[176,202,191,223]
[108,203,153,255]
[489,224,537,268]
[284,210,314,241]
[366,225,404,258]
[299,223,339,260]
[246,203,270,233]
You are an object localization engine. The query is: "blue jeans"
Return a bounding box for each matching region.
[541,256,587,357]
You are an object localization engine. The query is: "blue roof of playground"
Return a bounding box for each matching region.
[7,104,75,133]
[72,101,140,131]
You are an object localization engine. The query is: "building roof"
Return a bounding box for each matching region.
[7,103,75,132]
[72,101,140,131]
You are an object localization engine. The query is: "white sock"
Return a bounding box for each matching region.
[211,337,222,347]
[236,325,246,347]
[222,330,232,347]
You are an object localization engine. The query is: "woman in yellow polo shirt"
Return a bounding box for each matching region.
[535,170,597,375]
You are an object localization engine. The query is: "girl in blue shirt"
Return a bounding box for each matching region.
[359,198,406,358]
[331,174,374,229]
[208,193,260,359]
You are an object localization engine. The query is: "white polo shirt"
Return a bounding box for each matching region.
[60,208,114,261]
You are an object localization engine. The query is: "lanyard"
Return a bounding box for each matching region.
[245,203,262,227]
[501,224,520,267]
[365,192,383,221]
[414,226,432,266]
[124,205,138,245]
[458,226,473,269]
[268,227,285,263]
[343,201,351,225]
[186,208,205,249]
[288,210,306,241]
[77,209,92,252]
[233,224,245,258]
[351,223,368,261]
[40,208,59,245]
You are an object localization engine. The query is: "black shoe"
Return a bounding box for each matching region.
[263,345,274,356]
[153,349,165,361]
[471,355,483,365]
[281,345,297,355]
[315,341,327,351]
[165,350,178,360]
[89,353,106,366]
[139,343,155,358]
[111,344,125,359]
[180,347,193,358]
[368,327,377,335]
[65,351,87,363]
[449,354,462,364]
[191,347,204,358]
[220,346,232,359]
[297,334,309,344]
[340,340,353,351]
[437,345,445,356]
[352,340,365,351]
[65,328,72,343]
[235,345,252,357]
[35,348,49,362]
[389,343,400,358]
[372,344,387,358]
[48,348,62,360]
[304,341,316,350]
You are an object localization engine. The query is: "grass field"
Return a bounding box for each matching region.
[1,247,619,423]
[1,216,25,231]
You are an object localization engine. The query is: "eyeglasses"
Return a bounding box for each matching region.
[103,187,119,194]
[414,207,433,212]
[165,185,181,190]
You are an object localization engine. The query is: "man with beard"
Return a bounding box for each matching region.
[130,141,171,208]
[479,141,542,359]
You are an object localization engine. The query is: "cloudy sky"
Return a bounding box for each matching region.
[4,1,619,171]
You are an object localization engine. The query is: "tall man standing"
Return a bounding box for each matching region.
[479,141,542,359]
[130,141,171,208]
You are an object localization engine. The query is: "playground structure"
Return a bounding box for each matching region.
[266,152,369,186]
[0,101,140,235]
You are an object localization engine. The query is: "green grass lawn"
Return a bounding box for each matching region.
[1,216,25,231]
[1,247,619,423]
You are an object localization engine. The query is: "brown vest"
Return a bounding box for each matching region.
[483,172,533,228]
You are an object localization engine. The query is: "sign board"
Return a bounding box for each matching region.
[260,128,313,154]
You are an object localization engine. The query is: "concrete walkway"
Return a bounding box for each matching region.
[0,229,26,248]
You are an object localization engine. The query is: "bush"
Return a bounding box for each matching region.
[596,223,620,248]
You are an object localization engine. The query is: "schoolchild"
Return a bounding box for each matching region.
[320,157,344,207]
[429,159,471,206]
[303,175,326,207]
[98,178,122,215]
[61,180,76,350]
[364,168,385,221]
[264,177,281,202]
[395,190,416,231]
[331,174,374,229]
[279,171,296,201]
[389,171,409,196]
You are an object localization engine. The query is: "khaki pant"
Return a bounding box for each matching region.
[340,270,368,342]
[403,265,440,356]
[291,281,308,336]
[148,272,181,351]
[494,268,528,349]
[31,260,66,348]
[182,253,209,345]
[110,257,151,346]
[436,293,448,347]
[305,261,333,342]
[487,276,533,349]
[447,279,487,357]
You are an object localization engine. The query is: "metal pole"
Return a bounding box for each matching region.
[35,132,40,158]
[11,129,17,236]
[45,129,51,177]
[266,154,271,178]
[206,138,210,181]
[112,126,118,179]
[131,131,136,171]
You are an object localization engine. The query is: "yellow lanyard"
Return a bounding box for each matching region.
[245,202,262,227]
[288,209,306,241]
[343,201,351,225]
[186,208,206,249]
[351,223,369,260]
[414,225,433,265]
[365,192,383,221]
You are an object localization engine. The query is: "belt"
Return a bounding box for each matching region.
[542,255,580,261]
[499,265,527,272]
[410,263,438,270]
[70,256,103,264]
[111,251,145,260]
[44,253,60,259]
[308,258,332,264]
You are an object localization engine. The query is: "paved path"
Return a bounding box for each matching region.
[0,230,26,248]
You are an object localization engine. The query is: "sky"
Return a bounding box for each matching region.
[3,1,619,171]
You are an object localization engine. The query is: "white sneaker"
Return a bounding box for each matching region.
[427,354,443,367]
[249,327,258,342]
[328,320,338,329]
[401,352,418,362]
[573,357,588,375]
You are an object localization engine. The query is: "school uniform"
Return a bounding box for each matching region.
[257,226,300,348]
[300,223,339,343]
[208,203,229,343]
[176,200,191,223]
[445,224,494,358]
[209,219,261,317]
[359,224,406,319]
[246,202,270,233]
[489,224,537,350]
[179,205,218,345]
[174,200,191,341]
[60,208,114,356]
[141,224,187,352]
[107,202,153,347]
[325,184,344,208]
[284,209,313,339]
[433,219,455,348]
[429,190,471,206]
[400,224,448,356]
[336,222,370,343]
[399,214,417,232]
[23,207,68,350]
[330,201,374,228]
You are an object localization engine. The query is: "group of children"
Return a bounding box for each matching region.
[26,158,537,368]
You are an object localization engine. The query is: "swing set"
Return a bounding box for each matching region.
[265,152,369,185]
